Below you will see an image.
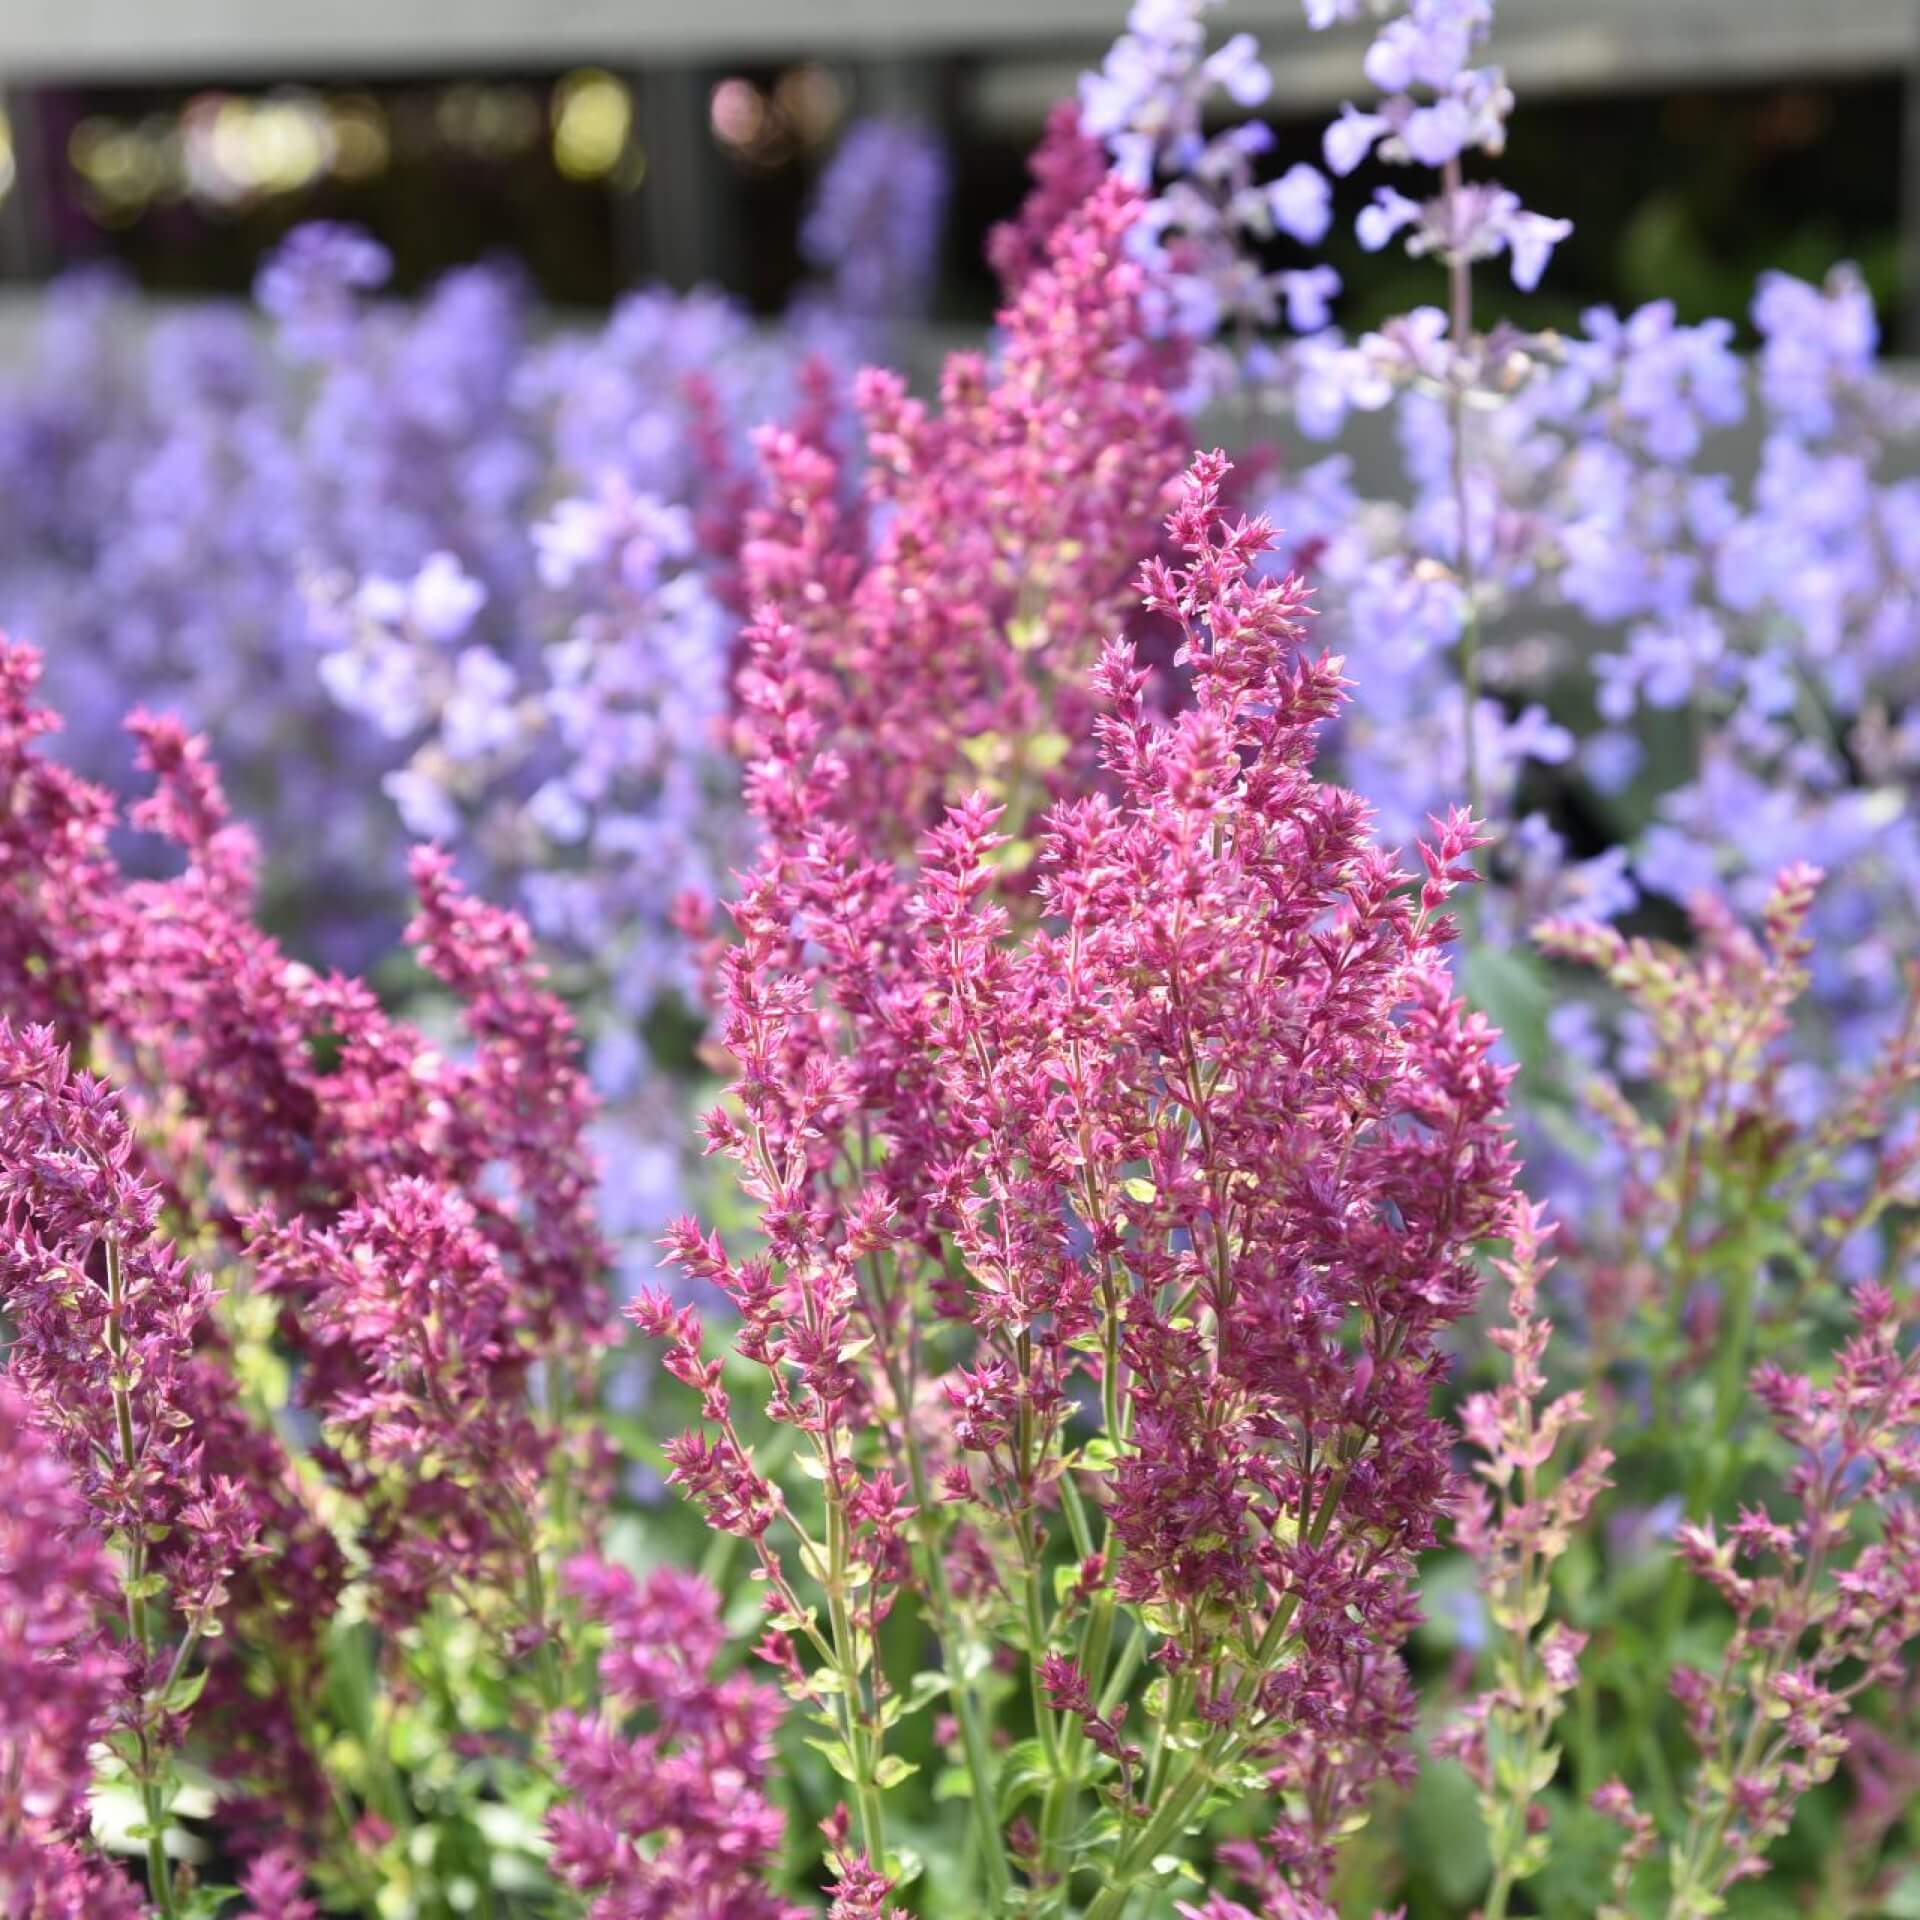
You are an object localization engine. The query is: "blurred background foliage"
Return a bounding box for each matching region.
[0,59,1905,338]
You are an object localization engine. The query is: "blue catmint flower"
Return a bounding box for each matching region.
[800,118,950,328]
[1364,0,1491,94]
[1358,186,1424,252]
[407,552,489,643]
[1325,103,1390,176]
[1277,265,1342,333]
[253,221,392,358]
[1267,162,1333,246]
[1753,266,1878,438]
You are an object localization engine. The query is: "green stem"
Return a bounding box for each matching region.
[1096,1616,1145,1718]
[1141,1669,1191,1810]
[825,1497,888,1865]
[143,1809,174,1918]
[1023,1550,1062,1772]
[880,1341,1011,1900]
[1082,1737,1230,1920]
[1085,1464,1360,1911]
[520,1548,565,1716]
[1041,1584,1120,1913]
[1442,156,1484,845]
[1650,1215,1761,1678]
[105,1239,180,1920]
[1021,1519,1072,1902]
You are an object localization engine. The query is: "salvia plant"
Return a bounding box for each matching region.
[1,0,1918,1916]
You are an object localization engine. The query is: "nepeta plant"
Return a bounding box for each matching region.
[1087,0,1920,1097]
[4,3,1919,1913]
[0,113,945,998]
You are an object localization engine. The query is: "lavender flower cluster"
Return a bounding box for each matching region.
[0,115,948,995]
[1088,0,1920,1283]
[0,5,1916,1919]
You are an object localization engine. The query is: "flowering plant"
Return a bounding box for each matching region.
[4,0,1920,1913]
[636,447,1515,1915]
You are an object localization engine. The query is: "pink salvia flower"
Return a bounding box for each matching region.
[737,172,1188,861]
[0,1379,145,1919]
[641,448,1516,1910]
[1439,1198,1613,1909]
[234,1849,318,1920]
[1663,1283,1920,1905]
[545,1558,802,1920]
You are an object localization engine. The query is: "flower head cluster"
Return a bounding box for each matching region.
[1325,0,1567,290]
[986,102,1114,297]
[546,1558,800,1920]
[0,1022,247,1640]
[1537,864,1920,1389]
[1077,0,1334,397]
[739,172,1189,858]
[1659,1283,1920,1907]
[0,1018,258,1910]
[250,1178,551,1622]
[1437,1200,1613,1909]
[0,641,608,1647]
[0,1379,146,1920]
[799,119,951,328]
[640,449,1516,1910]
[233,1850,319,1920]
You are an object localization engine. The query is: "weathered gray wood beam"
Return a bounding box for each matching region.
[0,0,1911,85]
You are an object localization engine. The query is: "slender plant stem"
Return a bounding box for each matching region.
[104,1237,181,1920]
[1442,156,1485,847]
[824,1489,888,1864]
[867,1279,1012,1899]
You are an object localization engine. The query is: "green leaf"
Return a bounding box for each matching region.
[1464,944,1555,1083]
[803,1735,858,1784]
[473,1801,550,1856]
[874,1754,920,1790]
[161,1667,209,1715]
[996,1737,1050,1819]
[905,1669,951,1712]
[1405,1754,1492,1906]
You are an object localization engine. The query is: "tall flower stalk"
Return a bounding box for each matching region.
[1439,1200,1612,1919]
[0,1022,246,1913]
[638,449,1516,1915]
